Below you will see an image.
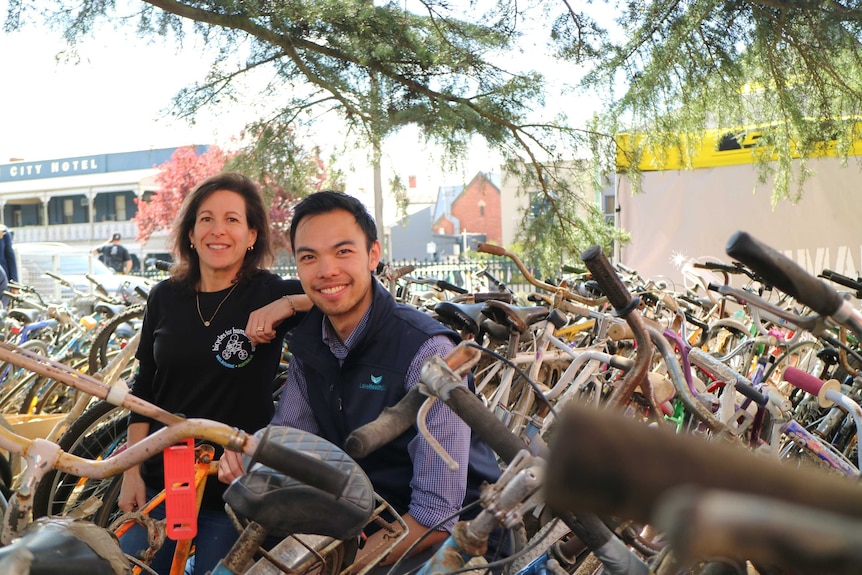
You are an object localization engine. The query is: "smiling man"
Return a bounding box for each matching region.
[232,190,501,572]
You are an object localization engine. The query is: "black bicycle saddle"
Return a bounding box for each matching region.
[223,427,375,540]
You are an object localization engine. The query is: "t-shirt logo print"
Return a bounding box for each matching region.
[211,328,254,368]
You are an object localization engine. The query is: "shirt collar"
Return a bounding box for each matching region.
[320,296,374,362]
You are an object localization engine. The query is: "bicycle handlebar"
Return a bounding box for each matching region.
[382,264,415,283]
[693,260,757,280]
[248,425,350,496]
[657,487,862,575]
[345,343,531,464]
[544,402,862,526]
[436,279,468,295]
[819,269,862,297]
[344,386,426,460]
[45,418,349,498]
[476,242,606,305]
[580,246,631,312]
[437,380,530,464]
[782,366,842,408]
[153,259,172,272]
[44,271,75,289]
[0,342,352,499]
[726,231,844,317]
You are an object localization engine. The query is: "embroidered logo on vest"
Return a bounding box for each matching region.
[360,374,386,391]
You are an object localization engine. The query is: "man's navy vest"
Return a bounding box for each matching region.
[288,279,500,518]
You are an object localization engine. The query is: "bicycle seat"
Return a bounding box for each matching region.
[224,427,374,540]
[7,308,42,324]
[71,296,98,316]
[481,300,548,333]
[0,517,127,575]
[433,301,488,336]
[93,302,127,318]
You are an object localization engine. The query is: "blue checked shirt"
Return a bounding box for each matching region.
[272,305,470,531]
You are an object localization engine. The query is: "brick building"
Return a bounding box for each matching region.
[431,172,502,244]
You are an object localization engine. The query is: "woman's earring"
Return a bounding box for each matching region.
[247,245,254,251]
[190,243,195,250]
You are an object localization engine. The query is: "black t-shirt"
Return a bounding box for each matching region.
[97,243,131,272]
[130,271,304,508]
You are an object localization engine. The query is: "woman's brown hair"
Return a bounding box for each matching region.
[168,172,273,290]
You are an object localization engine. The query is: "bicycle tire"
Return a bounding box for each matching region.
[21,357,89,415]
[90,473,123,528]
[0,453,12,502]
[0,371,42,414]
[32,400,129,519]
[761,339,823,401]
[88,304,145,374]
[0,339,51,401]
[701,320,752,374]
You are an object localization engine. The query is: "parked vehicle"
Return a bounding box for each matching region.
[13,242,149,302]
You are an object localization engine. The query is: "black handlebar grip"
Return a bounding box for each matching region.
[445,386,531,464]
[251,426,351,497]
[726,231,844,317]
[734,380,768,408]
[344,387,426,459]
[545,402,862,525]
[436,280,468,295]
[580,246,632,312]
[820,269,862,292]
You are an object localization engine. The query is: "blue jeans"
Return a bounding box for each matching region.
[119,488,239,575]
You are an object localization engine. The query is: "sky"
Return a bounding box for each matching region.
[0,4,600,224]
[0,21,503,223]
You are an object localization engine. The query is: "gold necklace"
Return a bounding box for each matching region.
[195,282,239,327]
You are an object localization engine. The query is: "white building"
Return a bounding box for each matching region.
[0,146,207,269]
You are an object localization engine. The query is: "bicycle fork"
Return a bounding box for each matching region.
[419,450,544,575]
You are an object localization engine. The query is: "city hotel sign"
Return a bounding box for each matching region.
[0,155,105,182]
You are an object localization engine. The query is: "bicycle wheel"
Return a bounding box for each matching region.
[761,339,823,400]
[0,371,42,414]
[20,357,89,415]
[0,339,51,408]
[32,400,129,519]
[701,319,752,375]
[88,304,145,374]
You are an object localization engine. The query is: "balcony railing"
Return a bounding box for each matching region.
[11,221,142,246]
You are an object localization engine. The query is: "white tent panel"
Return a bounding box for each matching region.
[617,157,862,290]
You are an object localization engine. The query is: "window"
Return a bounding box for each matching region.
[63,199,74,224]
[603,194,615,224]
[115,195,127,220]
[478,200,486,217]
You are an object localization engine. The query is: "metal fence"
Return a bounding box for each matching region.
[139,257,538,295]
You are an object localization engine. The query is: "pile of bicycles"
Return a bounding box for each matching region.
[1,232,862,575]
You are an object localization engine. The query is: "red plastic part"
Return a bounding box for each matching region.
[163,437,198,540]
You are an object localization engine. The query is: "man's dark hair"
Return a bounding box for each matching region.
[169,172,273,290]
[289,191,377,252]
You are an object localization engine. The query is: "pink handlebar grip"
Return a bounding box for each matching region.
[782,366,841,408]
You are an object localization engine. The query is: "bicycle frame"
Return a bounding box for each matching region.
[111,445,217,575]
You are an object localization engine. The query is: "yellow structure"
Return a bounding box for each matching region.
[616,123,862,172]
